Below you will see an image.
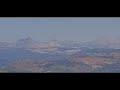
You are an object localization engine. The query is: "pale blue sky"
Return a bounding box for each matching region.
[0,17,120,43]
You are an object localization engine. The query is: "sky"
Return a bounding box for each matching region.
[0,17,120,43]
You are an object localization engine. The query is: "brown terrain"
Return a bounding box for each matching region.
[68,56,114,66]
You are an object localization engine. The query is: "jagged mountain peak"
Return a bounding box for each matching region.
[25,36,33,40]
[16,36,37,48]
[18,36,33,42]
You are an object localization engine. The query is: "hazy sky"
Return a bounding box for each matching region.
[0,17,120,43]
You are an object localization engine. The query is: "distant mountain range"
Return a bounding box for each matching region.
[81,36,120,49]
[1,36,120,50]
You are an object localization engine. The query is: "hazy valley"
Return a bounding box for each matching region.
[0,37,120,72]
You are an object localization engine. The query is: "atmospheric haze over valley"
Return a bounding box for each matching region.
[0,18,120,73]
